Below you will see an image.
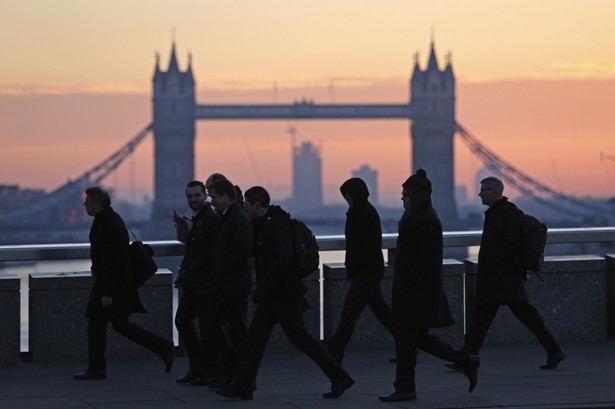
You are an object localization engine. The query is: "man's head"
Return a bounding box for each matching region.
[205,173,227,190]
[84,186,110,217]
[479,176,504,207]
[244,186,270,220]
[339,177,369,208]
[185,180,207,212]
[208,179,236,213]
[401,169,432,211]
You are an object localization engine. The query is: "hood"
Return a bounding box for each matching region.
[340,178,369,205]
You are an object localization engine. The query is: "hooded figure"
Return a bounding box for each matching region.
[325,178,393,365]
[339,178,385,279]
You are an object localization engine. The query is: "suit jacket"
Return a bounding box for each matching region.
[208,202,252,295]
[176,202,220,289]
[86,206,145,319]
[475,197,528,306]
[391,202,454,329]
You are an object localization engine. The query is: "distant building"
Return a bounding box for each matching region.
[0,184,45,211]
[455,184,468,207]
[292,141,322,213]
[352,164,378,205]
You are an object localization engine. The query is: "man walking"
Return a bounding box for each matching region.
[378,170,475,402]
[218,186,354,400]
[172,180,220,384]
[74,186,173,380]
[458,176,566,389]
[205,179,252,387]
[326,177,393,364]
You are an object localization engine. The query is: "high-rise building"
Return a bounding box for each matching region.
[352,164,378,205]
[292,142,322,213]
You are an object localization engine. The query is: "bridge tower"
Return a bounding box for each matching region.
[149,43,195,237]
[409,41,460,229]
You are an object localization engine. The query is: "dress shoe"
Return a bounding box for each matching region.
[161,342,174,374]
[322,376,354,399]
[217,383,253,400]
[73,370,107,380]
[176,369,204,384]
[377,391,417,402]
[461,355,480,393]
[540,349,566,370]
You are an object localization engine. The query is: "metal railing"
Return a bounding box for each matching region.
[2,227,614,262]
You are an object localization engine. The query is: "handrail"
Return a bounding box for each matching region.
[1,227,614,262]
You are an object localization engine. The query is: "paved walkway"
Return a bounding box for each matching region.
[1,342,614,409]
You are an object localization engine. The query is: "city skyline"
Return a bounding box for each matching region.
[1,1,615,206]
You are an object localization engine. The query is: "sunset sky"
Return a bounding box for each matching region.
[1,0,615,206]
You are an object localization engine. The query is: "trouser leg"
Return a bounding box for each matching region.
[367,284,394,333]
[111,315,169,356]
[234,303,277,388]
[508,302,561,354]
[392,327,417,393]
[464,304,499,355]
[415,328,467,363]
[327,276,372,362]
[279,298,349,382]
[175,288,205,371]
[87,318,109,372]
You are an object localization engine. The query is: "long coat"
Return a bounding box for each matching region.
[86,206,145,319]
[391,203,454,329]
[475,197,528,306]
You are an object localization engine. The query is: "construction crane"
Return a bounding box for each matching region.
[0,123,153,225]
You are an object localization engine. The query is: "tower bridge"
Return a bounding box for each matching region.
[0,40,608,237]
[150,40,456,238]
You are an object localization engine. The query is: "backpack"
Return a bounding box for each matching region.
[517,209,548,276]
[287,218,320,278]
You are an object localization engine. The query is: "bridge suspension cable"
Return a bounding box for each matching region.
[455,122,608,219]
[0,123,153,224]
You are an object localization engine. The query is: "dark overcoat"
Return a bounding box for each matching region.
[391,203,454,329]
[176,202,220,289]
[208,201,253,295]
[86,206,145,319]
[475,197,528,306]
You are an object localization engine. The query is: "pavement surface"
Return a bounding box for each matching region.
[1,342,614,409]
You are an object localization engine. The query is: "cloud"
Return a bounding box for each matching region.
[0,82,150,96]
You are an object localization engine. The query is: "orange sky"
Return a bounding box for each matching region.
[1,1,615,205]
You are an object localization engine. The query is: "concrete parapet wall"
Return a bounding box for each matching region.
[0,275,20,365]
[29,269,173,364]
[465,255,606,345]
